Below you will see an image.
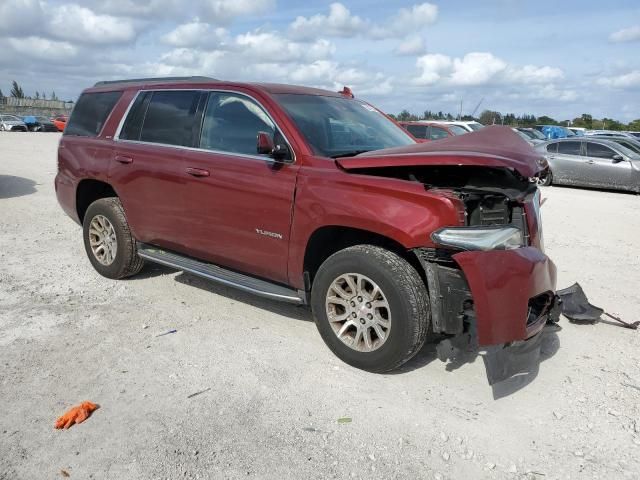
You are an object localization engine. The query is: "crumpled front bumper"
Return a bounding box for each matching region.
[453,246,558,346]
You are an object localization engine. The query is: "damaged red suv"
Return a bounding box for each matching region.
[56,77,558,382]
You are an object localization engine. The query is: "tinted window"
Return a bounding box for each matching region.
[448,125,467,135]
[65,91,122,137]
[430,126,449,140]
[546,143,557,153]
[275,94,414,157]
[586,142,616,159]
[200,92,277,156]
[557,141,582,156]
[120,92,151,141]
[140,91,199,147]
[617,141,640,155]
[406,124,427,139]
[467,123,483,131]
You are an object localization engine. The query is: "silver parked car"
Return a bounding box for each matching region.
[0,114,28,132]
[535,138,640,193]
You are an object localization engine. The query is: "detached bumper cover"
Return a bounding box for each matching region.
[453,247,557,346]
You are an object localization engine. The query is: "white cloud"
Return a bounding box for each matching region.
[373,3,438,38]
[289,3,366,40]
[290,2,437,40]
[8,36,78,62]
[504,65,564,84]
[234,32,334,63]
[48,4,137,45]
[413,54,452,85]
[395,35,426,56]
[597,70,640,88]
[0,0,44,35]
[450,52,507,85]
[202,0,274,23]
[413,52,563,87]
[162,20,229,48]
[609,26,640,43]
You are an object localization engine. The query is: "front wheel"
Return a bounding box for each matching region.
[82,197,144,279]
[537,169,553,186]
[311,245,430,372]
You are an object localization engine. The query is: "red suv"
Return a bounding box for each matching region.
[56,77,557,381]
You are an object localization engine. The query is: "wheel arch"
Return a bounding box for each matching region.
[301,225,425,289]
[76,179,119,224]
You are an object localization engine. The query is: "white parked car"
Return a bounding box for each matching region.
[0,114,28,132]
[436,121,485,132]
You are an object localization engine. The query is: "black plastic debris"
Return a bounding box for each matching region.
[556,283,603,323]
[557,283,638,330]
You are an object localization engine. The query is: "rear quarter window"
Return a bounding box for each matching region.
[65,91,122,137]
[557,141,582,156]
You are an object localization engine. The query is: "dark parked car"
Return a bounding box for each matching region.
[55,77,557,381]
[23,115,59,132]
[399,121,467,141]
[535,138,640,192]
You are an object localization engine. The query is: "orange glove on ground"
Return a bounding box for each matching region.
[54,401,99,429]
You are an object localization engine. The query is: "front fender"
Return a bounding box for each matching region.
[287,166,463,288]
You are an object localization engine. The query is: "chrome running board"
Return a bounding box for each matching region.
[137,244,305,304]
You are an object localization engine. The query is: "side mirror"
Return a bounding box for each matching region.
[257,131,274,155]
[612,154,625,163]
[256,131,290,161]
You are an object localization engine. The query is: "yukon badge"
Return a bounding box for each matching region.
[255,228,283,240]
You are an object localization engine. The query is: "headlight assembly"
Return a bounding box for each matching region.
[431,225,523,251]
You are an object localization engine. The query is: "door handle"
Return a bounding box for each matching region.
[115,155,133,164]
[186,167,210,177]
[586,160,595,164]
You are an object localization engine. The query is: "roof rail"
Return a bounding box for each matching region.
[93,76,219,87]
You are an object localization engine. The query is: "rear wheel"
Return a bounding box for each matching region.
[82,197,144,279]
[311,245,430,372]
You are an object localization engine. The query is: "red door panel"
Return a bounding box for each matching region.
[179,150,298,284]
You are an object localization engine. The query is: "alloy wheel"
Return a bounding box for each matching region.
[325,273,391,352]
[88,214,118,266]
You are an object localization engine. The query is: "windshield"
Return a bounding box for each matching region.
[37,116,50,122]
[3,115,22,122]
[275,94,415,157]
[529,129,546,140]
[467,122,484,131]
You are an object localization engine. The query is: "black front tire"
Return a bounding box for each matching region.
[82,197,144,279]
[538,170,553,186]
[311,245,430,373]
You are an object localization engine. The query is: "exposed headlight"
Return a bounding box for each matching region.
[431,226,523,251]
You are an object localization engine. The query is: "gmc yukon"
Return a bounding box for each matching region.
[55,77,558,381]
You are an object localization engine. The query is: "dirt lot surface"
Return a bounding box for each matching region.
[1,132,640,480]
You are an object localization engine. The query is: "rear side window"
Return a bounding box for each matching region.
[405,124,427,139]
[139,91,199,147]
[65,91,122,137]
[119,92,151,141]
[586,142,615,159]
[429,126,449,140]
[557,141,582,156]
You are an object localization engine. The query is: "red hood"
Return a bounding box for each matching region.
[336,125,546,178]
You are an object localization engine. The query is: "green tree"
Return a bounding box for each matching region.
[0,88,3,98]
[10,80,25,98]
[537,115,557,125]
[51,91,58,101]
[479,110,501,125]
[397,109,418,121]
[627,119,640,131]
[35,91,40,99]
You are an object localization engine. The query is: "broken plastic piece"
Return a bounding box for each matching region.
[556,283,603,323]
[55,401,99,429]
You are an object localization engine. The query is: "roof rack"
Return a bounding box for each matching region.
[93,76,219,87]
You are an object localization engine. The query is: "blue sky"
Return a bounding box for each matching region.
[0,0,638,121]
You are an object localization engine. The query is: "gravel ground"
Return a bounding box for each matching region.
[1,132,639,480]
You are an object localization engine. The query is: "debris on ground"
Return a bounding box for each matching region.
[156,329,177,337]
[557,283,639,329]
[187,387,211,399]
[337,417,352,424]
[54,401,99,429]
[60,469,70,477]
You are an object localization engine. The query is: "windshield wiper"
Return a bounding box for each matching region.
[331,150,371,158]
